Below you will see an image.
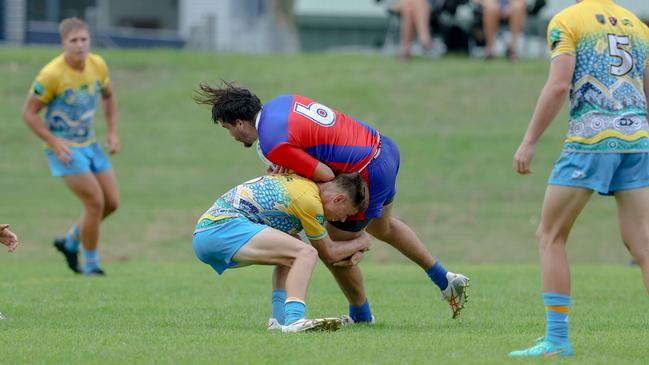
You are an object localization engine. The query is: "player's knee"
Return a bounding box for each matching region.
[297,245,318,264]
[483,2,498,14]
[83,195,105,217]
[403,2,417,16]
[104,197,119,217]
[536,226,566,250]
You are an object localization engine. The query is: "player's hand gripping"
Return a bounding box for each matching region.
[333,251,365,267]
[513,141,537,175]
[271,165,294,175]
[0,224,19,253]
[332,233,371,267]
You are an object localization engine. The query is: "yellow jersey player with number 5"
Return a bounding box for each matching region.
[511,0,649,357]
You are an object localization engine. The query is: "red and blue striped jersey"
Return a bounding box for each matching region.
[257,95,380,178]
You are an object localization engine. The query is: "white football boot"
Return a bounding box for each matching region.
[441,272,470,319]
[340,314,376,326]
[267,318,282,331]
[281,317,342,333]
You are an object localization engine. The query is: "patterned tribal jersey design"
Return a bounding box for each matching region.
[31,53,109,145]
[195,175,327,240]
[548,1,649,153]
[43,81,102,143]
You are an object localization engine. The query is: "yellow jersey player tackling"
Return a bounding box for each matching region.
[193,173,371,333]
[511,0,649,357]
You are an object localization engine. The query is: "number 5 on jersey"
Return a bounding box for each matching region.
[294,102,336,127]
[608,34,633,76]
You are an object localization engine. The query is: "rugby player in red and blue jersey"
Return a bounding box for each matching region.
[195,81,470,321]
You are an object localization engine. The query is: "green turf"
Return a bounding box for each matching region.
[1,48,648,363]
[0,261,647,364]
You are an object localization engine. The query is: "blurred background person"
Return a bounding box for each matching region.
[475,0,527,60]
[392,0,440,60]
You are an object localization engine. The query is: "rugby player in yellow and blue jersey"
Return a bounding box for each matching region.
[511,0,649,357]
[21,18,120,276]
[193,173,371,333]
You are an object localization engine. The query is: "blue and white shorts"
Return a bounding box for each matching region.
[192,217,267,275]
[548,152,649,195]
[45,142,112,177]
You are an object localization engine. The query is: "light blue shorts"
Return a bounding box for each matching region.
[45,143,112,177]
[548,152,649,195]
[192,217,267,275]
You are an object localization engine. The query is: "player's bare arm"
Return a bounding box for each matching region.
[101,83,120,154]
[266,144,335,181]
[272,161,333,181]
[513,55,575,175]
[21,95,71,163]
[309,232,371,265]
[311,162,335,182]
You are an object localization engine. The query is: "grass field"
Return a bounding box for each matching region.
[1,47,648,363]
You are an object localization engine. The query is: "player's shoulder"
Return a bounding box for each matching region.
[285,175,321,202]
[549,2,582,26]
[38,53,65,75]
[285,174,318,192]
[87,53,108,69]
[615,7,649,39]
[264,94,296,109]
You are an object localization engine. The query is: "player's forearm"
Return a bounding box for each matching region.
[22,111,59,146]
[311,237,366,264]
[103,94,118,134]
[522,82,569,145]
[331,237,369,261]
[311,162,335,182]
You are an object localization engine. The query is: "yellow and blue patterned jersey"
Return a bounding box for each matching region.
[31,53,110,145]
[548,0,649,152]
[195,174,327,240]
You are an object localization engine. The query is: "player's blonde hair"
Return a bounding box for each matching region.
[59,17,88,40]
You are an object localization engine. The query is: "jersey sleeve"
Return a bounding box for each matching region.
[31,67,58,104]
[547,13,576,59]
[289,191,327,240]
[266,143,320,179]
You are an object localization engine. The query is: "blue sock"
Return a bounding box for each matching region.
[284,299,305,325]
[426,261,448,290]
[64,225,80,253]
[271,289,286,325]
[349,298,373,323]
[83,249,99,273]
[543,292,570,346]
